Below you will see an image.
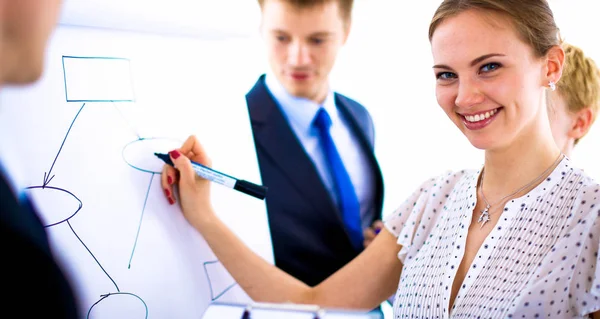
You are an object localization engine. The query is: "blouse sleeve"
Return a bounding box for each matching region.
[573,226,600,317]
[593,238,600,309]
[572,182,600,317]
[383,175,439,263]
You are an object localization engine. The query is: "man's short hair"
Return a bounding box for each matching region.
[257,0,354,22]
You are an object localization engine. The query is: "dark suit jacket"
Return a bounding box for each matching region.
[0,169,79,317]
[246,74,384,286]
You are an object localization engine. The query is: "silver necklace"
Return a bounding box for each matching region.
[477,152,564,228]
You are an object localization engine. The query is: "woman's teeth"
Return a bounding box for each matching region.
[465,108,498,122]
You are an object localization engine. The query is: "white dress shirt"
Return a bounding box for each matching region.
[264,73,376,230]
[384,156,600,318]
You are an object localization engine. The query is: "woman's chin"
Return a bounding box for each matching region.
[465,135,497,151]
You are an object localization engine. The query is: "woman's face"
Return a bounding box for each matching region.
[430,10,549,151]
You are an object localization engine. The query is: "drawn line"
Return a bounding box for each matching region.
[67,99,134,103]
[63,55,131,61]
[67,220,120,292]
[121,137,183,174]
[43,103,86,187]
[62,56,136,103]
[43,173,55,186]
[203,260,238,301]
[62,57,69,103]
[112,101,142,140]
[87,292,148,319]
[128,173,154,269]
[25,186,82,228]
[212,282,237,301]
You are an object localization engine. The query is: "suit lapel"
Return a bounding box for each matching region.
[334,94,374,149]
[334,94,384,221]
[246,75,340,218]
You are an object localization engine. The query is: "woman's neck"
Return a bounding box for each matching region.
[480,122,562,204]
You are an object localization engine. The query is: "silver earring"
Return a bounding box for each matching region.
[549,81,556,91]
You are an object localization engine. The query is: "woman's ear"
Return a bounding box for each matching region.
[545,45,565,87]
[569,107,595,143]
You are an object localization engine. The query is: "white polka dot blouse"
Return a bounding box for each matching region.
[384,157,599,318]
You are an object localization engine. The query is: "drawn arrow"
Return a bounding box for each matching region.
[43,103,86,188]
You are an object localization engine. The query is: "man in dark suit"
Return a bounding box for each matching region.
[0,0,79,316]
[246,0,384,288]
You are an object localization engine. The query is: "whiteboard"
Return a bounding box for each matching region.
[0,20,272,319]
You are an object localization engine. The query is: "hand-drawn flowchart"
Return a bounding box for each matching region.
[25,56,237,318]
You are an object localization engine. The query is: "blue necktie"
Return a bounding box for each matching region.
[312,108,363,250]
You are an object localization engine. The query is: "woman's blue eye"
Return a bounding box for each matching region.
[437,72,457,80]
[481,63,500,72]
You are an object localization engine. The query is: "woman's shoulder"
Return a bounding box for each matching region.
[385,168,479,221]
[391,168,480,213]
[572,167,600,223]
[560,159,600,204]
[383,168,480,259]
[418,168,480,191]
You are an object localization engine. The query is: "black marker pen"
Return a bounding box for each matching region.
[154,152,267,200]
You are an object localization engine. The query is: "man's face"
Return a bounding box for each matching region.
[260,0,349,103]
[0,0,63,85]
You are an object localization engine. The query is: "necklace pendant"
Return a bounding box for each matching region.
[478,205,491,228]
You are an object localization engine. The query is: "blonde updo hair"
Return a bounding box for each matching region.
[553,43,600,143]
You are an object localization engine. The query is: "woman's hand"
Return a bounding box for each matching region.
[363,220,384,248]
[160,135,215,230]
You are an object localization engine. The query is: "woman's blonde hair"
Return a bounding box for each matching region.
[554,43,600,144]
[556,43,600,115]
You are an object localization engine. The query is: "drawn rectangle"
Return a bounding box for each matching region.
[63,56,135,102]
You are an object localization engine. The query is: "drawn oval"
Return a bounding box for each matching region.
[87,292,148,319]
[122,137,182,174]
[24,186,82,227]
